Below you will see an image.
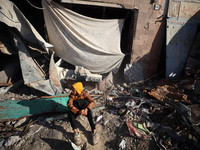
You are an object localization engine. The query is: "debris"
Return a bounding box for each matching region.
[25,125,43,139]
[106,97,113,101]
[14,117,27,128]
[144,79,190,103]
[117,106,127,116]
[4,135,21,147]
[125,99,145,109]
[131,122,153,136]
[126,119,143,138]
[95,115,103,125]
[119,138,126,150]
[0,139,4,147]
[68,139,80,150]
[0,80,24,95]
[92,106,105,112]
[132,89,144,97]
[124,62,144,83]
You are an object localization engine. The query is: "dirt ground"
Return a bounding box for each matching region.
[0,84,158,150]
[0,98,154,150]
[0,78,200,150]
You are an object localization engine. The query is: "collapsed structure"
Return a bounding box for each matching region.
[0,1,200,149]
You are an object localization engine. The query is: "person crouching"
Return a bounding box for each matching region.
[67,82,97,146]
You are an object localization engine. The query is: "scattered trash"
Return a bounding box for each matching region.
[0,139,5,147]
[144,79,190,103]
[106,97,113,101]
[92,106,105,112]
[95,115,103,125]
[119,138,126,150]
[0,0,199,149]
[14,117,27,128]
[68,139,80,150]
[4,136,21,147]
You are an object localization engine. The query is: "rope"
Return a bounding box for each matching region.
[27,0,45,10]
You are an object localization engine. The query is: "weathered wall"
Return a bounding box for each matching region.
[133,0,167,79]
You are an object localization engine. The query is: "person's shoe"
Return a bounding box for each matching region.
[92,131,98,145]
[74,132,81,146]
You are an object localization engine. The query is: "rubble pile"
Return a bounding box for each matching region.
[0,78,199,150]
[0,0,200,149]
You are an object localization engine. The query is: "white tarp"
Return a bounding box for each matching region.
[0,0,52,51]
[42,0,125,74]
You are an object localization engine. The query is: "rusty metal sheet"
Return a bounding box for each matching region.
[145,79,190,103]
[179,2,200,19]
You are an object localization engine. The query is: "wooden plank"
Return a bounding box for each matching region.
[0,94,69,121]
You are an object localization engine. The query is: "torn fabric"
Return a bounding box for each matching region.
[0,0,52,51]
[42,0,125,74]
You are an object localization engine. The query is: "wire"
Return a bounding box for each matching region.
[26,0,45,10]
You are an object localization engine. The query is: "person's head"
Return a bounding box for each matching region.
[71,82,83,95]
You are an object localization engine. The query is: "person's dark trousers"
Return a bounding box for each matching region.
[68,99,96,131]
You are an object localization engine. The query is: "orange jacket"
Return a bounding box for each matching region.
[67,90,95,114]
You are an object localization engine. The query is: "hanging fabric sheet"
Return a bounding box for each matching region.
[0,0,52,51]
[42,0,125,74]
